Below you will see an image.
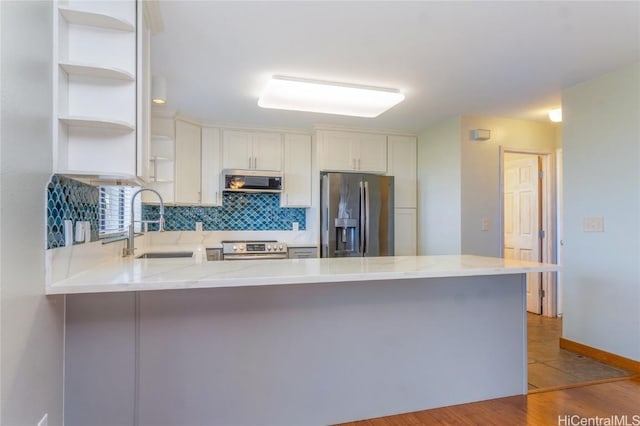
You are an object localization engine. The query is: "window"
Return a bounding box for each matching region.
[99,186,140,237]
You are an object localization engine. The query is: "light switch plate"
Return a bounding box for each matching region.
[481,218,490,231]
[583,216,604,232]
[292,222,299,232]
[195,222,203,232]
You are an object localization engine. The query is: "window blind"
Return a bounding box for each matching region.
[99,186,140,236]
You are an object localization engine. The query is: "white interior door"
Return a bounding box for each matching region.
[556,148,563,316]
[504,154,541,314]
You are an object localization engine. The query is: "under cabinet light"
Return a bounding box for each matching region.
[258,75,405,118]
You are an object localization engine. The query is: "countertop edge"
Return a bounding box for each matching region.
[46,256,560,295]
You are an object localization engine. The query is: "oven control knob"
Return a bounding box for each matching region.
[233,245,237,251]
[267,244,272,251]
[239,245,245,251]
[279,244,284,251]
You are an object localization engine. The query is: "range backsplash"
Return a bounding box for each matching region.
[142,192,306,231]
[46,175,100,249]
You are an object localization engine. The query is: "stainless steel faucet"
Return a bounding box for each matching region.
[124,188,165,257]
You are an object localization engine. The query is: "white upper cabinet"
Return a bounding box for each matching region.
[317,130,387,173]
[53,0,141,178]
[201,127,222,206]
[222,130,282,171]
[281,134,312,208]
[357,133,388,174]
[168,121,222,206]
[175,120,202,204]
[387,135,417,208]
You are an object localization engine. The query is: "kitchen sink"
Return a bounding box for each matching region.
[137,251,193,259]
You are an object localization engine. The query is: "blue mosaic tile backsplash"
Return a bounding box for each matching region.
[46,175,306,249]
[142,193,306,231]
[47,175,99,249]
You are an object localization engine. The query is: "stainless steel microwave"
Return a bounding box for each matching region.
[222,169,283,193]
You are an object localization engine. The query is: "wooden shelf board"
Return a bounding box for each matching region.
[151,135,173,143]
[59,62,134,81]
[59,7,134,32]
[59,116,135,132]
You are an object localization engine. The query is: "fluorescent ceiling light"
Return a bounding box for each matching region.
[258,76,405,118]
[548,108,562,122]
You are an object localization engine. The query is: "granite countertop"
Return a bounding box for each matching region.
[46,254,559,295]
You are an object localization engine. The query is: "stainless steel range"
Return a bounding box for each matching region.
[221,240,288,260]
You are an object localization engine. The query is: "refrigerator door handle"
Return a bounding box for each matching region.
[359,180,365,255]
[364,181,370,255]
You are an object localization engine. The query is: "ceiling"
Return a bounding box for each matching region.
[151,1,640,133]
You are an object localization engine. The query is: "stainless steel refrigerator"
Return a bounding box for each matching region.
[320,172,394,257]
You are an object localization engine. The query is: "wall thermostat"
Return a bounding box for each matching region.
[470,129,491,141]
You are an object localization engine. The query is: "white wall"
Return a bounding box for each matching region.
[417,115,557,256]
[1,1,65,425]
[417,117,462,255]
[562,62,640,361]
[460,116,556,256]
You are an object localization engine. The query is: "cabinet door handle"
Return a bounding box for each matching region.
[215,191,218,203]
[358,158,361,170]
[248,157,252,169]
[254,157,257,169]
[153,159,158,182]
[352,158,356,170]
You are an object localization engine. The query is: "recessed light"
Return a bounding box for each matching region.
[548,108,562,122]
[152,76,167,105]
[258,75,405,118]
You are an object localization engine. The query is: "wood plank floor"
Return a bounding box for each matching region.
[527,314,632,389]
[337,377,640,425]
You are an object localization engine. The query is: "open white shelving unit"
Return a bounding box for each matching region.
[142,118,176,203]
[53,0,138,178]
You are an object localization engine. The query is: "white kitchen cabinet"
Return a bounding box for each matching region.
[53,0,139,178]
[222,130,282,171]
[317,130,387,173]
[201,127,222,206]
[387,135,417,208]
[394,208,417,256]
[168,121,222,206]
[175,120,202,204]
[136,4,152,182]
[281,134,312,207]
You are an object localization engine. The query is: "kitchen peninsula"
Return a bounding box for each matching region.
[57,255,558,426]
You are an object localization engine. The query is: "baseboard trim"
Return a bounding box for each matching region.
[559,337,640,374]
[528,375,634,395]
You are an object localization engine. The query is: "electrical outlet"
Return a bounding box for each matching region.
[37,413,48,426]
[583,216,604,232]
[195,222,203,232]
[292,222,299,232]
[481,218,490,231]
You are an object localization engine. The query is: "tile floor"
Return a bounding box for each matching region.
[527,313,632,390]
